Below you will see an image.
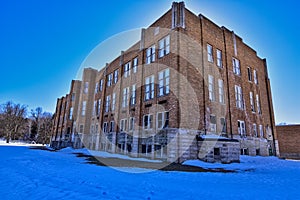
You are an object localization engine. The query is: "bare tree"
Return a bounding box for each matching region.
[31,108,53,144]
[0,101,27,143]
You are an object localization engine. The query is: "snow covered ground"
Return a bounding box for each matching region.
[0,145,300,200]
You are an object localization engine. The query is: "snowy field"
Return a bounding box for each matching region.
[0,145,300,200]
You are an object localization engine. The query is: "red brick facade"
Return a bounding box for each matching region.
[51,2,277,162]
[277,125,300,159]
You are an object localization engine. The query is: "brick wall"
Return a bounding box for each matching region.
[277,125,300,159]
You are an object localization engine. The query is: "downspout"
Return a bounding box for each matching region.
[199,14,206,135]
[222,27,233,139]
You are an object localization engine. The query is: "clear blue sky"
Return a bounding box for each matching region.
[0,0,299,124]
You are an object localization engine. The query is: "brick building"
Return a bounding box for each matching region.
[51,2,277,163]
[276,125,300,159]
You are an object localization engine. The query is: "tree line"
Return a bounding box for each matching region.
[0,101,53,144]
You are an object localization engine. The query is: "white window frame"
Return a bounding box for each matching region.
[158,68,170,96]
[84,82,89,94]
[208,75,215,101]
[107,73,113,87]
[218,79,225,104]
[259,125,264,138]
[109,121,115,132]
[97,99,101,116]
[143,114,153,130]
[130,84,136,106]
[79,124,84,133]
[216,49,222,67]
[158,35,170,58]
[129,117,135,131]
[112,93,116,111]
[105,95,111,113]
[210,115,217,133]
[253,123,257,137]
[133,57,138,73]
[247,67,252,81]
[95,83,98,94]
[256,94,261,114]
[114,69,118,84]
[235,85,243,109]
[93,101,97,116]
[207,44,213,63]
[99,79,103,91]
[120,118,128,132]
[156,111,169,130]
[69,107,73,120]
[81,101,86,116]
[238,120,246,137]
[220,117,226,133]
[253,70,258,84]
[145,75,155,100]
[232,58,241,75]
[124,62,131,78]
[103,122,108,133]
[122,87,129,108]
[146,45,155,64]
[250,92,255,112]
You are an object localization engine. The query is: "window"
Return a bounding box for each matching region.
[114,70,118,84]
[109,121,115,132]
[112,93,116,111]
[256,94,261,114]
[218,79,225,104]
[207,44,213,62]
[81,101,86,116]
[216,49,222,67]
[84,82,89,94]
[235,85,243,109]
[129,117,135,131]
[71,93,75,101]
[124,62,131,78]
[69,107,73,120]
[120,119,127,132]
[130,85,136,106]
[145,75,155,100]
[154,27,159,35]
[232,58,240,75]
[253,124,257,137]
[220,118,226,133]
[158,35,170,58]
[247,67,252,81]
[208,75,215,101]
[146,45,155,64]
[107,73,113,86]
[253,70,258,84]
[133,57,138,73]
[105,95,111,113]
[93,101,97,116]
[79,125,84,133]
[259,125,264,137]
[158,68,170,96]
[157,111,169,129]
[210,115,217,132]
[103,122,108,133]
[143,114,153,130]
[95,83,98,94]
[91,125,95,134]
[122,87,129,108]
[238,120,246,137]
[95,124,99,133]
[250,92,255,112]
[99,79,103,91]
[97,99,101,116]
